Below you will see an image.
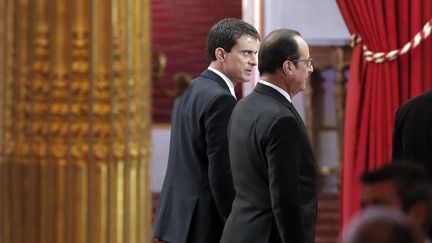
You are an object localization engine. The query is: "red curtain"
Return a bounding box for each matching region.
[336,0,432,228]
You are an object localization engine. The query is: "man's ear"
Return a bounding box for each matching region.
[215,47,225,62]
[283,60,293,75]
[408,201,429,230]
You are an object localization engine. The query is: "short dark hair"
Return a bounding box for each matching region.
[206,18,260,63]
[360,161,432,212]
[258,29,301,75]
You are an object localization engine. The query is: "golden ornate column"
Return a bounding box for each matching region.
[0,0,152,242]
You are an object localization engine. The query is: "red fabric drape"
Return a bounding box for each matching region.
[336,0,432,228]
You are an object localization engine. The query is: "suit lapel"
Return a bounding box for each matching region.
[200,69,231,93]
[287,102,307,130]
[254,83,306,129]
[255,83,290,108]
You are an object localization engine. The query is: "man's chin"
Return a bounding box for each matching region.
[298,84,306,93]
[237,78,252,84]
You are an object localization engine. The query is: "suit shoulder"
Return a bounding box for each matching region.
[195,74,228,89]
[189,76,231,97]
[175,76,235,115]
[397,90,432,114]
[235,93,296,127]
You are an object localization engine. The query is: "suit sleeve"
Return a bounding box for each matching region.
[392,107,403,160]
[266,116,307,243]
[204,94,236,222]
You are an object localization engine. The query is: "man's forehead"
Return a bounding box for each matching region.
[363,180,397,192]
[234,36,259,48]
[361,181,401,205]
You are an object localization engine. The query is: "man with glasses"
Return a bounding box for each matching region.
[152,18,259,243]
[221,29,317,243]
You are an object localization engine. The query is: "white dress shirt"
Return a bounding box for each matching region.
[208,67,236,99]
[258,80,292,103]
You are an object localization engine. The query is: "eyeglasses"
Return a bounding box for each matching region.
[290,58,314,67]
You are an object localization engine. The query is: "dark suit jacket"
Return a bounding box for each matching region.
[392,90,432,177]
[152,69,236,243]
[220,83,317,243]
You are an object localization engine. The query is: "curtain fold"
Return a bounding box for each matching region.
[337,0,432,228]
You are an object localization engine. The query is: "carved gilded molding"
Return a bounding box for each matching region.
[0,0,152,242]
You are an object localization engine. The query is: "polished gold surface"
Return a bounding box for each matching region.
[0,0,152,242]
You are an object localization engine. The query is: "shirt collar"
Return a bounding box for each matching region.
[258,80,292,102]
[207,67,236,99]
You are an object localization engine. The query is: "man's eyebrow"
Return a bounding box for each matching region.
[240,49,258,53]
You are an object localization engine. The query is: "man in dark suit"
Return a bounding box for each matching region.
[392,90,432,177]
[220,29,317,243]
[152,18,259,243]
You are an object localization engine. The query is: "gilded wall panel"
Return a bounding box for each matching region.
[0,0,152,242]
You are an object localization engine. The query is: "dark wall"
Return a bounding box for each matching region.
[152,0,242,123]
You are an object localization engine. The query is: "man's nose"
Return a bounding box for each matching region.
[249,55,258,66]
